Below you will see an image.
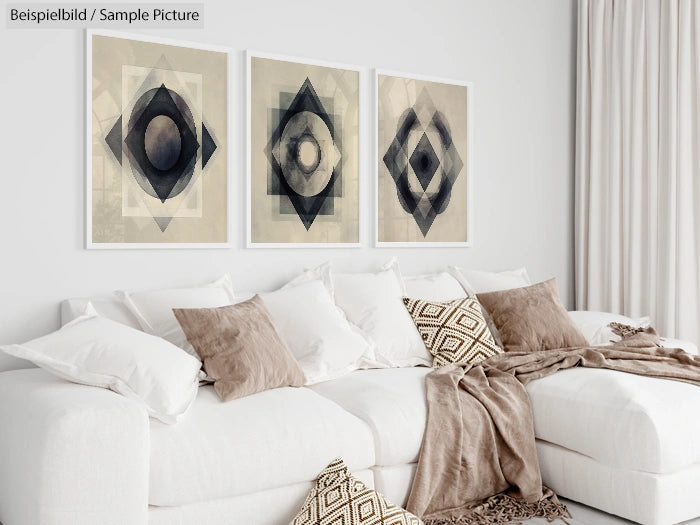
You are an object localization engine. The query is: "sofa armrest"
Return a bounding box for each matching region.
[0,369,149,525]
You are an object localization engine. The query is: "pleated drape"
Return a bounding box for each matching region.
[576,0,700,343]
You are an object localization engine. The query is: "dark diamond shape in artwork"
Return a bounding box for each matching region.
[263,78,340,230]
[101,62,222,234]
[201,123,217,169]
[409,133,439,191]
[383,89,464,237]
[105,115,123,165]
[124,84,200,203]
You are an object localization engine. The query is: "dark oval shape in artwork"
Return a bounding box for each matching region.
[144,115,181,171]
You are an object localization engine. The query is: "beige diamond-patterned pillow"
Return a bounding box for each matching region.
[402,296,502,367]
[290,458,423,525]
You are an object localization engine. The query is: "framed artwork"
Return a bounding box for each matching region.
[87,30,229,249]
[375,70,473,247]
[247,51,361,247]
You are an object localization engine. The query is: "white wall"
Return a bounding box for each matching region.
[0,0,577,343]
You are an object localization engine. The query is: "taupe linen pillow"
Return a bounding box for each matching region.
[173,296,305,402]
[477,278,587,353]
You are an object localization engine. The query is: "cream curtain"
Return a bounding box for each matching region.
[576,0,700,343]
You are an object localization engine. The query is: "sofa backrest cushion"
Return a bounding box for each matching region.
[117,275,236,361]
[448,266,532,295]
[333,260,431,368]
[61,297,142,329]
[402,272,466,301]
[260,279,376,384]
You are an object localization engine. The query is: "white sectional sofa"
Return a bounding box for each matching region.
[0,274,698,525]
[1,335,698,525]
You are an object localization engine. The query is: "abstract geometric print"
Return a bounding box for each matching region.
[383,88,463,236]
[291,458,423,525]
[377,73,470,244]
[89,33,227,245]
[264,78,342,230]
[402,297,501,368]
[249,55,360,245]
[105,60,217,232]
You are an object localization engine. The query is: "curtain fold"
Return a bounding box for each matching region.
[576,0,700,344]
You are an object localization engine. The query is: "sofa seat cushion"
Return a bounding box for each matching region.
[310,368,432,466]
[527,367,700,474]
[149,385,375,507]
[310,365,700,476]
[149,470,376,525]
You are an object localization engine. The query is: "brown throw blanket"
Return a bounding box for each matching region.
[406,337,700,524]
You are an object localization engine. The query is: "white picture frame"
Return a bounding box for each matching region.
[374,69,474,248]
[86,29,232,249]
[246,50,365,249]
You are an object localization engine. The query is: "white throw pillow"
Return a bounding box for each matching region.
[118,275,235,360]
[567,311,650,346]
[0,307,201,424]
[282,261,335,297]
[333,260,431,367]
[448,266,532,295]
[260,278,375,384]
[403,272,467,301]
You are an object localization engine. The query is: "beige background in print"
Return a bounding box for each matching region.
[250,56,360,244]
[91,34,227,244]
[378,74,469,243]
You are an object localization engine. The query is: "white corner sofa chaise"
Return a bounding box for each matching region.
[0,283,698,525]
